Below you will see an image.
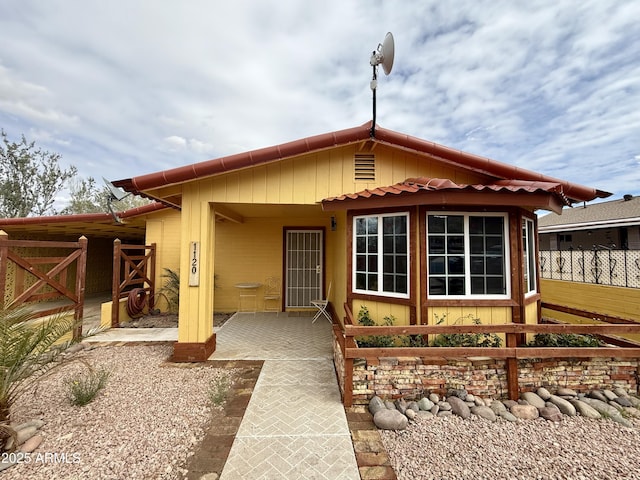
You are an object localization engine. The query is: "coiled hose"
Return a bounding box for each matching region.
[126,288,147,318]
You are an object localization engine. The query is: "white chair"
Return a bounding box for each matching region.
[263,276,281,313]
[311,281,332,323]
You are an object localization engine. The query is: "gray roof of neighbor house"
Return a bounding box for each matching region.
[538,194,640,233]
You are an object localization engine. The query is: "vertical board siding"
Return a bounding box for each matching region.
[541,279,640,322]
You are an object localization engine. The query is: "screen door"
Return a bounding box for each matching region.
[285,230,323,307]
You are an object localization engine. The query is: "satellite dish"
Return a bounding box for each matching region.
[103,177,129,202]
[370,32,395,76]
[369,32,395,138]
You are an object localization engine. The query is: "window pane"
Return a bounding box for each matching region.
[447,236,464,254]
[485,217,503,234]
[429,277,445,295]
[355,218,366,235]
[447,216,464,233]
[383,235,393,252]
[470,236,484,254]
[383,255,393,272]
[471,276,485,294]
[428,215,445,233]
[429,236,445,254]
[356,273,366,290]
[368,255,378,272]
[367,217,378,234]
[448,256,464,274]
[356,237,366,253]
[356,255,366,271]
[395,235,407,254]
[469,216,483,234]
[396,256,407,274]
[429,256,445,274]
[486,277,505,294]
[367,274,378,291]
[486,256,504,275]
[367,236,378,253]
[383,274,394,292]
[449,277,465,295]
[395,216,407,234]
[396,275,407,293]
[470,256,484,274]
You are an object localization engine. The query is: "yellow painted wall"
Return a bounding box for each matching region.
[425,306,511,326]
[192,144,489,206]
[541,279,640,322]
[145,209,182,312]
[352,300,411,326]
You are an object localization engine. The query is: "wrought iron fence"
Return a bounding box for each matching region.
[539,247,640,288]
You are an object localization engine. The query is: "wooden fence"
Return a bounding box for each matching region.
[336,303,640,407]
[111,239,156,327]
[0,231,87,340]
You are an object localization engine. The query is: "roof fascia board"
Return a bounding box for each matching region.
[323,191,563,213]
[539,217,640,233]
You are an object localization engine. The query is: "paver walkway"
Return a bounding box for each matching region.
[209,313,360,480]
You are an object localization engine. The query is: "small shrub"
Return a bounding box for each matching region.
[158,268,180,313]
[431,315,502,348]
[355,307,395,348]
[528,333,601,347]
[65,367,111,406]
[208,375,231,406]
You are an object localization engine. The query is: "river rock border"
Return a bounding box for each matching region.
[369,386,640,430]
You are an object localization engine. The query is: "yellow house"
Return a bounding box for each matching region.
[113,122,611,361]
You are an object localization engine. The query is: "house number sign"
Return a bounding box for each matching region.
[189,241,200,286]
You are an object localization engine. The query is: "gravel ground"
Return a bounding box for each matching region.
[3,344,237,480]
[381,413,640,480]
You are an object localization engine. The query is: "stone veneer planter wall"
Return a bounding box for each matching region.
[332,335,640,406]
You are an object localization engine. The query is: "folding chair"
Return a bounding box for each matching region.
[311,281,332,323]
[263,276,281,314]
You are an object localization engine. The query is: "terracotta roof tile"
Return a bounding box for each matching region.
[113,122,611,204]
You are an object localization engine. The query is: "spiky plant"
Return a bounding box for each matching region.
[158,268,180,313]
[0,306,99,450]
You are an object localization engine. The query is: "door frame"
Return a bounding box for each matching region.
[283,227,326,308]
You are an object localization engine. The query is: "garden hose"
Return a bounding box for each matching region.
[126,288,147,318]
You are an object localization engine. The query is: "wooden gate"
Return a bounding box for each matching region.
[0,231,88,340]
[111,239,156,327]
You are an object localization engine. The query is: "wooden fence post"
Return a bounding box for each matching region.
[112,239,121,328]
[0,230,8,309]
[506,331,519,400]
[74,236,88,340]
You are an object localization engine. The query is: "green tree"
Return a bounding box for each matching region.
[0,130,77,218]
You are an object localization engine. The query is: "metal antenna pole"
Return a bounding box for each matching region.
[371,60,377,138]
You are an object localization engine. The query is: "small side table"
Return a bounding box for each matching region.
[234,283,262,313]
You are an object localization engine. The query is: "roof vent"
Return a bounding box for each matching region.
[354,154,376,182]
[624,194,633,201]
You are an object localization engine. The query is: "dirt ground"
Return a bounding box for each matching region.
[125,312,235,328]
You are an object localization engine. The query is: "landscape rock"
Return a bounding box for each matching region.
[613,387,629,398]
[4,425,38,451]
[521,391,546,409]
[556,387,578,397]
[510,404,539,420]
[373,409,408,430]
[502,400,518,409]
[627,396,640,408]
[407,401,420,413]
[395,398,408,414]
[430,405,439,416]
[447,388,468,401]
[580,398,634,428]
[384,400,396,410]
[438,401,452,411]
[417,398,434,411]
[447,396,471,419]
[428,393,440,404]
[569,399,602,419]
[536,387,552,400]
[437,410,452,417]
[471,405,497,422]
[20,434,43,453]
[405,408,417,420]
[548,394,577,416]
[499,410,518,422]
[489,401,507,414]
[539,405,563,422]
[613,397,633,407]
[369,396,386,415]
[416,411,434,421]
[588,390,608,402]
[602,389,617,401]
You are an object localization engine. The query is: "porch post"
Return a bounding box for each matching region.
[173,200,216,362]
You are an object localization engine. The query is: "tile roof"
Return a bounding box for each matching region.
[113,122,611,204]
[538,194,640,232]
[322,177,571,212]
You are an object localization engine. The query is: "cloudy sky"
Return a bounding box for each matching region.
[1,0,639,207]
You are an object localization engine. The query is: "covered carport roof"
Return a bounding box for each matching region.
[0,202,168,239]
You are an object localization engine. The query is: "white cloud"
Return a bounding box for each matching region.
[0,0,638,200]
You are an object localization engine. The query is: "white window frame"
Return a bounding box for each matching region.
[352,212,410,299]
[426,212,511,299]
[522,217,537,296]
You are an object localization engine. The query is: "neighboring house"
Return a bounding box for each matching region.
[538,194,640,251]
[112,121,610,361]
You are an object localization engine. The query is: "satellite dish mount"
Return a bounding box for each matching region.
[103,177,130,224]
[369,32,395,137]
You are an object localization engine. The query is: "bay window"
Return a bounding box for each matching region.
[427,212,509,298]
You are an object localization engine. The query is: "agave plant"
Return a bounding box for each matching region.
[0,306,100,450]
